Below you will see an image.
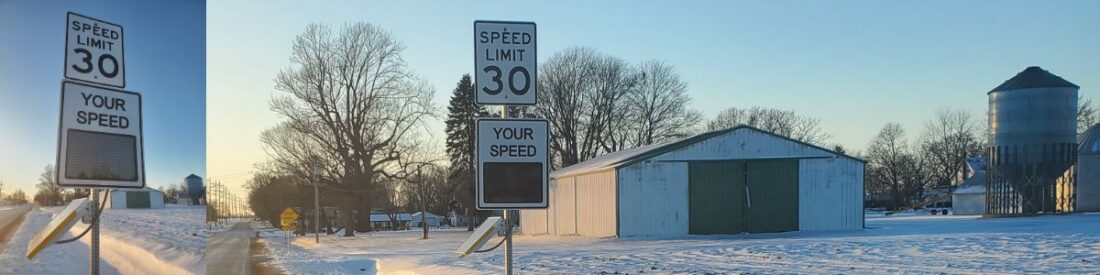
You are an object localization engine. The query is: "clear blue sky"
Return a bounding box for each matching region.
[204,0,1096,193]
[0,0,206,196]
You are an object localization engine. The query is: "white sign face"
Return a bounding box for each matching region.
[476,119,548,209]
[65,12,125,88]
[474,21,536,105]
[57,81,144,189]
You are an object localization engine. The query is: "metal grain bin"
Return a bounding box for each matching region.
[987,66,1079,215]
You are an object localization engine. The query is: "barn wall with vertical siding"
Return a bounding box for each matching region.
[574,170,617,237]
[617,161,689,237]
[522,170,617,237]
[798,157,864,230]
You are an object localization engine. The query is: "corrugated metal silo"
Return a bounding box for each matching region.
[987,66,1079,215]
[185,174,205,205]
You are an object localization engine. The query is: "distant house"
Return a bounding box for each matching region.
[1078,124,1100,212]
[953,157,988,215]
[369,212,413,229]
[106,187,165,209]
[411,212,443,228]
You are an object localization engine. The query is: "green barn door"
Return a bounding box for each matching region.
[126,191,151,208]
[689,161,745,234]
[745,159,799,233]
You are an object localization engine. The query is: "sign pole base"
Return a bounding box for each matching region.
[90,188,100,275]
[503,209,513,275]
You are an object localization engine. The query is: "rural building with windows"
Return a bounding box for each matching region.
[520,125,865,237]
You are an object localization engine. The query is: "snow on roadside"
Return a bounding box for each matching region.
[0,207,122,274]
[77,204,207,274]
[257,226,381,274]
[258,214,1100,274]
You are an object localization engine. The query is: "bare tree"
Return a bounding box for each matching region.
[706,106,830,145]
[618,60,701,147]
[33,165,63,206]
[917,109,983,191]
[866,123,929,209]
[1079,96,1097,137]
[266,23,435,236]
[535,47,636,168]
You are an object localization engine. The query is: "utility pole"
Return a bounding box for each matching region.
[313,163,321,244]
[419,168,428,240]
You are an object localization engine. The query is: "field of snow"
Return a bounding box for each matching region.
[0,204,206,274]
[258,213,1100,274]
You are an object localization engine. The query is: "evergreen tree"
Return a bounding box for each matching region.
[444,74,483,230]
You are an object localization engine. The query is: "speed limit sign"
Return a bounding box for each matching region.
[475,21,535,105]
[65,12,125,88]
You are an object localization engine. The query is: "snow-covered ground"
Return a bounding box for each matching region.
[258,213,1100,274]
[0,204,206,274]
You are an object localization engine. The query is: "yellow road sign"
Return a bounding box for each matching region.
[280,207,298,230]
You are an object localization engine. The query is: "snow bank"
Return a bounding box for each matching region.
[0,207,122,274]
[261,213,1100,274]
[84,204,207,274]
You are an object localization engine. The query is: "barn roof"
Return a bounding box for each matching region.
[954,171,987,195]
[989,66,1078,93]
[1080,123,1100,155]
[552,125,864,178]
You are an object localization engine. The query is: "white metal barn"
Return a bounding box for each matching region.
[520,125,865,238]
[106,187,165,209]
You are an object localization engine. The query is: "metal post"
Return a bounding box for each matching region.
[503,209,513,275]
[90,188,100,275]
[500,105,514,275]
[314,163,321,244]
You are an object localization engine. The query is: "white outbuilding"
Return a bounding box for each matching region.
[952,157,988,215]
[106,187,165,209]
[411,211,443,228]
[520,125,865,238]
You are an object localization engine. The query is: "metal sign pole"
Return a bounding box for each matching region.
[504,209,513,275]
[500,105,514,275]
[90,188,100,275]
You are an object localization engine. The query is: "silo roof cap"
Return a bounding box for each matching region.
[990,66,1079,93]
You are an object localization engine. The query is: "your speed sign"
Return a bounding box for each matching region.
[475,21,536,105]
[65,12,125,88]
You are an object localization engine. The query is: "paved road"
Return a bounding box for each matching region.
[207,222,253,275]
[0,204,32,244]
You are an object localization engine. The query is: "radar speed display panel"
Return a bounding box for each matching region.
[476,118,548,209]
[57,81,144,189]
